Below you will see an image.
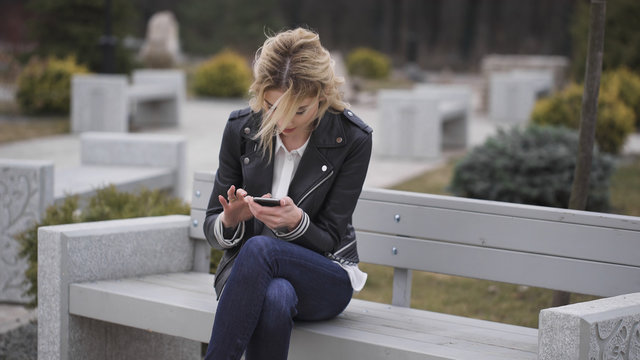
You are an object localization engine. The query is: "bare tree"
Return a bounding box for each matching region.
[552,0,607,308]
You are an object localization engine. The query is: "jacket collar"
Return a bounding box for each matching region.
[240,110,346,203]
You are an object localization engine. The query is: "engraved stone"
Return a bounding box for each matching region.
[0,160,54,303]
[539,293,640,360]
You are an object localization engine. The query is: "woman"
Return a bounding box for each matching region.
[203,28,372,359]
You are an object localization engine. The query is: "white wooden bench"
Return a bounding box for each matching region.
[0,132,185,303]
[38,171,640,359]
[376,84,471,159]
[71,69,185,133]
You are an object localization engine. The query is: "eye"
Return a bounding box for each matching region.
[296,108,307,115]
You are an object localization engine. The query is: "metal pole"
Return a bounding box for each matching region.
[100,0,116,73]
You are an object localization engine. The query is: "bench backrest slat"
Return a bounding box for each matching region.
[353,196,640,268]
[190,173,640,298]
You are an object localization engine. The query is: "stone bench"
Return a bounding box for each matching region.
[37,171,640,359]
[71,69,185,133]
[480,55,569,112]
[0,132,185,303]
[489,69,554,125]
[376,84,471,159]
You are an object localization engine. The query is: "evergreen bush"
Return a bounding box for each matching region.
[531,83,634,154]
[16,56,89,115]
[193,50,252,98]
[449,125,615,212]
[346,47,391,80]
[18,185,190,307]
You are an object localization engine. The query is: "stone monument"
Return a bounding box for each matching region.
[139,11,181,68]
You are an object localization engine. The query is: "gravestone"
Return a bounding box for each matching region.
[139,11,181,68]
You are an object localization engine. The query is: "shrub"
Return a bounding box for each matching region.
[449,125,615,212]
[346,47,391,80]
[601,68,640,129]
[18,185,190,307]
[16,56,89,115]
[193,50,252,98]
[531,83,635,154]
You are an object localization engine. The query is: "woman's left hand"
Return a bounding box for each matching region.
[246,196,303,233]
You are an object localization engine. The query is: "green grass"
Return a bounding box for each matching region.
[354,154,640,328]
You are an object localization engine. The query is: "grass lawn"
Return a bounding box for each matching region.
[353,154,640,329]
[0,101,70,144]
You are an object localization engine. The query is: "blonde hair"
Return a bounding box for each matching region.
[249,28,347,160]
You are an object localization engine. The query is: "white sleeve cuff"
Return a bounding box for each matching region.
[274,210,309,241]
[214,215,244,248]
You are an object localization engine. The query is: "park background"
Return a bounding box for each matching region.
[0,0,639,358]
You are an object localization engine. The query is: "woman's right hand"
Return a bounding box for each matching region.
[218,185,252,228]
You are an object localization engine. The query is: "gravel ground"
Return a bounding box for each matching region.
[0,321,37,360]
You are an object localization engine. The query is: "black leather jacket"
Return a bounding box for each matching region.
[204,107,373,298]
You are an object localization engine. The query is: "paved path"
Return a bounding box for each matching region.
[0,99,495,200]
[1,98,638,200]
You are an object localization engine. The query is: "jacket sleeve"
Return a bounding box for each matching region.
[203,118,246,249]
[289,130,372,253]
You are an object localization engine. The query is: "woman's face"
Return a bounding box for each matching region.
[264,89,319,140]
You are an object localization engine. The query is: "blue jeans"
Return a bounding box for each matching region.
[204,236,353,360]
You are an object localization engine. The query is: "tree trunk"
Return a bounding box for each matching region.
[552,0,607,308]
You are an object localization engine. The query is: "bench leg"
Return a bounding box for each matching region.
[392,268,412,307]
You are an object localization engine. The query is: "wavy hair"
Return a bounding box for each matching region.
[249,28,347,160]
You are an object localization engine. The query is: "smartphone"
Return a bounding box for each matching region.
[253,197,281,207]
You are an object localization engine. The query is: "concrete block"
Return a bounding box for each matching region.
[37,215,199,360]
[79,132,187,198]
[376,85,470,159]
[131,69,185,128]
[489,69,554,125]
[0,159,54,303]
[539,292,640,360]
[71,75,129,133]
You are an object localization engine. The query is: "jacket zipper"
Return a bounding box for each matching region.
[296,170,334,206]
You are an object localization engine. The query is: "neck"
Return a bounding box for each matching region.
[280,131,311,151]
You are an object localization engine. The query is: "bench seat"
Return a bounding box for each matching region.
[70,272,537,360]
[54,165,175,201]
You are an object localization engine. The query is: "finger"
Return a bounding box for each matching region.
[236,188,248,199]
[227,185,237,200]
[218,194,229,210]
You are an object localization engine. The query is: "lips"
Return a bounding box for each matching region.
[282,128,295,134]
